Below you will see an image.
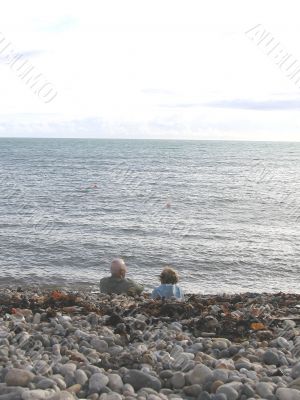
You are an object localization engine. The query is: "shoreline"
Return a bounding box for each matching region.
[0,289,300,400]
[1,283,300,295]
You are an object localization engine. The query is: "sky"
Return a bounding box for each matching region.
[1,0,300,141]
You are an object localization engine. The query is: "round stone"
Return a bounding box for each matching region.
[242,383,255,398]
[276,337,291,349]
[214,393,227,400]
[212,370,229,383]
[100,393,123,400]
[187,364,213,385]
[262,350,280,366]
[89,373,109,394]
[211,380,224,393]
[234,358,252,371]
[292,363,300,379]
[36,377,56,389]
[170,372,185,389]
[198,391,211,400]
[256,382,275,398]
[288,377,300,391]
[22,389,53,400]
[160,370,174,380]
[276,388,300,400]
[183,384,202,397]
[75,369,88,385]
[60,363,77,376]
[48,392,76,400]
[212,340,228,351]
[91,338,109,353]
[188,343,204,353]
[216,384,239,400]
[123,370,161,392]
[108,373,124,392]
[122,383,135,395]
[5,368,35,387]
[67,383,81,394]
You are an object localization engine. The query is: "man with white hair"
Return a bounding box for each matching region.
[100,258,144,296]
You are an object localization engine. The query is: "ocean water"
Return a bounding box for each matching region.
[0,138,299,293]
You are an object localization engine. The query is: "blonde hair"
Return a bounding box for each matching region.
[160,267,179,284]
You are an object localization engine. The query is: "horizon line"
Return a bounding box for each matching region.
[0,136,299,143]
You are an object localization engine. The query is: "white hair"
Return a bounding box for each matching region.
[110,258,127,275]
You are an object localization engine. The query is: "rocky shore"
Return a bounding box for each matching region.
[0,289,300,400]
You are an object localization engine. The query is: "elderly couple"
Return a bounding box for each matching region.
[100,258,184,300]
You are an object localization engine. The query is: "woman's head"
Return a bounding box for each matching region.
[160,267,179,284]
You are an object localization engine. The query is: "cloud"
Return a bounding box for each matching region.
[0,115,106,138]
[1,1,300,140]
[0,50,44,64]
[36,15,79,33]
[1,110,300,142]
[159,103,202,108]
[141,88,177,96]
[204,98,300,111]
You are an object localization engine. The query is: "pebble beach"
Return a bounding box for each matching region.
[0,289,300,400]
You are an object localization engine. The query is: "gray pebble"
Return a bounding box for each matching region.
[89,373,109,394]
[123,370,161,392]
[187,364,213,385]
[292,363,300,379]
[90,339,109,353]
[198,391,211,400]
[170,372,185,389]
[263,350,280,366]
[214,393,227,400]
[276,387,300,400]
[75,369,88,386]
[183,384,202,397]
[216,385,239,400]
[108,374,123,393]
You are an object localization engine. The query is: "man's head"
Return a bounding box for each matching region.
[111,258,127,279]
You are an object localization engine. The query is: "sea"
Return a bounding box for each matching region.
[0,138,299,294]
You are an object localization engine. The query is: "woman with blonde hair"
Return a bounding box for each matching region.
[151,267,184,300]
